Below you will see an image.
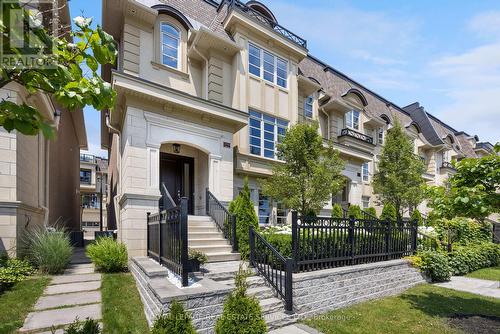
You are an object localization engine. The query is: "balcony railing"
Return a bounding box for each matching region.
[80,154,95,163]
[226,0,307,49]
[441,161,456,170]
[339,128,374,145]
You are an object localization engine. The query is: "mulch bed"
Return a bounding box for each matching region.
[447,314,500,334]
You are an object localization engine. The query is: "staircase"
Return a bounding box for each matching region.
[207,265,296,330]
[188,215,240,262]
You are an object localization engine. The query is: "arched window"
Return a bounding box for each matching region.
[160,23,180,69]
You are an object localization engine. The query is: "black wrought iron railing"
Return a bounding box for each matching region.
[339,128,375,145]
[416,231,441,251]
[80,153,95,163]
[147,198,189,286]
[225,0,307,49]
[206,189,238,252]
[361,209,378,220]
[291,213,418,272]
[249,226,293,312]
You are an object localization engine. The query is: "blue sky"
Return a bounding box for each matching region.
[70,0,500,157]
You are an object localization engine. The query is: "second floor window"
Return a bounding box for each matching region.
[249,110,288,159]
[346,110,360,130]
[362,162,369,182]
[161,23,180,69]
[80,169,91,184]
[304,95,313,119]
[378,128,384,144]
[248,43,288,89]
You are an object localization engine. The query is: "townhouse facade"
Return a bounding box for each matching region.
[101,0,495,256]
[0,0,87,256]
[80,154,109,239]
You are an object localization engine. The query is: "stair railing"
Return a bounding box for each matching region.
[205,188,238,252]
[249,226,293,313]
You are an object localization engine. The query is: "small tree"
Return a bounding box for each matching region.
[331,203,344,218]
[0,2,117,137]
[214,265,267,334]
[150,300,196,334]
[365,207,378,219]
[372,119,425,218]
[228,178,258,259]
[347,205,362,219]
[261,122,344,215]
[410,209,423,226]
[380,203,397,221]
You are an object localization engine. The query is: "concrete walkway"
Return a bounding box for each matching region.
[269,324,324,334]
[20,248,102,333]
[435,276,500,299]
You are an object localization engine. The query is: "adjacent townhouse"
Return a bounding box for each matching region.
[100,0,495,257]
[80,154,109,239]
[0,1,87,256]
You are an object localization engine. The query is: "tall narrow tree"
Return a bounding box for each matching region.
[261,122,345,216]
[372,119,425,217]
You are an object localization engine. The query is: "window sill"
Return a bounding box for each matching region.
[151,61,189,80]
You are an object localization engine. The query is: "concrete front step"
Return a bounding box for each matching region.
[188,215,214,222]
[190,245,234,254]
[260,297,285,314]
[248,286,275,300]
[188,232,225,239]
[218,275,266,289]
[189,239,231,247]
[188,226,221,233]
[206,252,241,262]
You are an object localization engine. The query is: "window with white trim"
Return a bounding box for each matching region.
[304,95,313,119]
[249,110,288,159]
[345,110,360,130]
[362,162,369,182]
[378,127,384,144]
[160,23,180,69]
[248,43,288,88]
[362,196,370,209]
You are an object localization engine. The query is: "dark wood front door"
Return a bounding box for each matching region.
[159,153,194,214]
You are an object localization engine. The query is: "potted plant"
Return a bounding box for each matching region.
[187,249,207,272]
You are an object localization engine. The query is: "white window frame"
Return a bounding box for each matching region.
[248,42,288,89]
[160,22,180,69]
[304,95,313,119]
[378,127,384,144]
[362,162,369,182]
[346,110,360,130]
[362,196,370,209]
[249,110,288,160]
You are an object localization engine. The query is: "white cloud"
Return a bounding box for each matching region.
[467,10,500,39]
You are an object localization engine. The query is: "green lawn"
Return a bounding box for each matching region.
[0,276,50,334]
[303,284,500,334]
[101,272,149,334]
[466,266,500,281]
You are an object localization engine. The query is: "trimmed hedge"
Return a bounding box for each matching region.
[418,250,451,282]
[331,204,343,218]
[380,203,397,221]
[347,205,362,219]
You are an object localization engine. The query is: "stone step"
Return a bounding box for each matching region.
[189,239,231,247]
[265,311,296,330]
[34,290,101,311]
[190,245,234,254]
[218,275,266,289]
[20,303,102,332]
[206,252,241,262]
[188,221,219,228]
[247,286,274,299]
[188,215,214,222]
[260,297,285,314]
[188,225,221,233]
[188,232,225,239]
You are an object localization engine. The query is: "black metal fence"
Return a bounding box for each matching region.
[147,198,189,286]
[249,227,293,312]
[291,213,418,272]
[206,188,238,252]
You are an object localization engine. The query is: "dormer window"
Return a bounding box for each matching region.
[160,23,180,69]
[304,95,313,119]
[345,110,360,130]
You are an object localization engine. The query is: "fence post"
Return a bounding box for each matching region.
[180,197,189,287]
[158,211,163,264]
[385,220,391,260]
[348,216,355,265]
[291,211,298,271]
[412,219,418,254]
[146,212,150,257]
[205,188,209,215]
[231,214,238,252]
[285,258,294,313]
[249,226,255,267]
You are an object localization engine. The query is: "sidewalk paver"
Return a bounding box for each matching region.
[269,324,324,334]
[19,248,103,333]
[435,276,500,299]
